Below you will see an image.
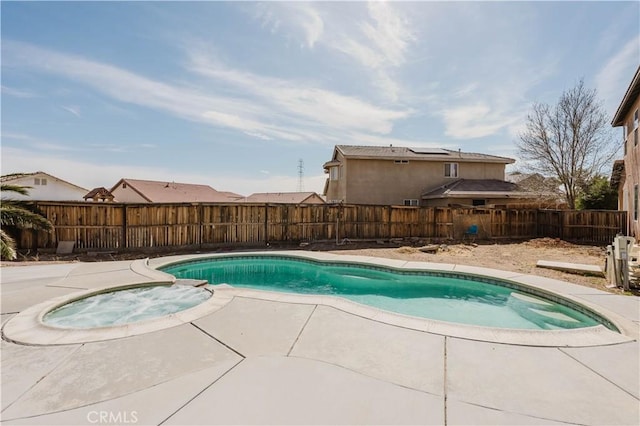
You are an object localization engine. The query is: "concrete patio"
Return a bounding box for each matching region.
[1,253,639,425]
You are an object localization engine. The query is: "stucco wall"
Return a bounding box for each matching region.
[621,95,640,237]
[111,184,149,203]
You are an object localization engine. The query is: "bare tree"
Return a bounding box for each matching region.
[517,80,617,209]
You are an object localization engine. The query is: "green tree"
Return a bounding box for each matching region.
[1,184,53,260]
[517,79,617,209]
[576,175,618,210]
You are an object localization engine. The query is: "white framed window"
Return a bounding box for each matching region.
[329,166,340,181]
[33,178,47,185]
[444,163,459,178]
[403,199,419,206]
[41,178,47,185]
[634,109,639,129]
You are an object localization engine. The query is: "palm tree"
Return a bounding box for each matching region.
[1,184,53,260]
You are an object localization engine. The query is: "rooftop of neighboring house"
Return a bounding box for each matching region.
[1,171,88,192]
[612,65,640,127]
[241,192,325,204]
[422,179,531,199]
[84,187,115,201]
[110,178,244,203]
[324,145,515,168]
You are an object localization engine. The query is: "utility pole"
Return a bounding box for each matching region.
[297,158,305,192]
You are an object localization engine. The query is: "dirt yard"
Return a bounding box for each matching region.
[325,238,617,292]
[3,238,630,294]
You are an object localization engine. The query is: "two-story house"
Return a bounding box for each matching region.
[323,145,535,206]
[611,65,640,238]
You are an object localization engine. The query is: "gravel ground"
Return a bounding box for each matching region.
[3,238,633,294]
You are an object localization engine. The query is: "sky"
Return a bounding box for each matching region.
[1,1,639,196]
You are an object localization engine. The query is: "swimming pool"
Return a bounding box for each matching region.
[161,255,615,331]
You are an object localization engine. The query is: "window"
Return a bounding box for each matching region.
[329,166,340,181]
[635,129,638,147]
[394,160,409,164]
[623,126,628,155]
[634,109,639,129]
[33,178,47,185]
[444,163,458,178]
[122,183,127,189]
[403,199,419,206]
[472,199,486,206]
[634,185,638,221]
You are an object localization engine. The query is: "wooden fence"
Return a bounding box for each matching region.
[17,202,628,252]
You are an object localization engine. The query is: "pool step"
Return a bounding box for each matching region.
[507,292,581,329]
[175,279,209,287]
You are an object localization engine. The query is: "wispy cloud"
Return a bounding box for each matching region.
[187,52,413,135]
[595,36,640,117]
[3,40,412,146]
[1,85,38,98]
[61,105,81,117]
[442,103,522,140]
[252,2,416,102]
[253,2,324,49]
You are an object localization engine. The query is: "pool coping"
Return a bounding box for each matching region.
[2,251,638,347]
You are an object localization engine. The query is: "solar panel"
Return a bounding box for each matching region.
[409,148,450,155]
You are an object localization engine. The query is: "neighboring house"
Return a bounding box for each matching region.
[84,187,115,202]
[241,192,325,204]
[0,171,88,201]
[323,145,531,206]
[611,65,640,238]
[109,178,243,203]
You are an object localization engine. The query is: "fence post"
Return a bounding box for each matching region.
[121,204,127,251]
[264,204,269,245]
[198,203,203,249]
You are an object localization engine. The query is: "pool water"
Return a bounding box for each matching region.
[44,285,211,328]
[161,256,610,331]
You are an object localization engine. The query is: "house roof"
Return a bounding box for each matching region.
[1,171,88,192]
[242,192,325,204]
[84,187,115,200]
[422,179,535,199]
[110,178,243,203]
[610,160,625,189]
[324,145,514,169]
[612,65,640,127]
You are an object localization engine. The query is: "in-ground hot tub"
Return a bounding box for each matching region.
[43,284,212,329]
